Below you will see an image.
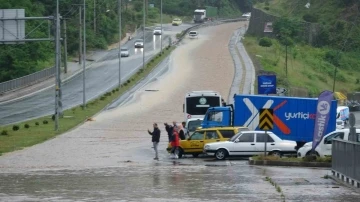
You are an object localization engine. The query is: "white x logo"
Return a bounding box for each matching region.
[243,98,274,130]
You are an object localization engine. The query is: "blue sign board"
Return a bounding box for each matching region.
[258,75,276,94]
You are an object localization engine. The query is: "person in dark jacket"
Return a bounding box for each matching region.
[164,123,173,142]
[177,124,186,140]
[148,123,161,160]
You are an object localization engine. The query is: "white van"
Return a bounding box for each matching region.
[336,106,350,123]
[189,31,198,39]
[297,129,360,158]
[185,118,203,135]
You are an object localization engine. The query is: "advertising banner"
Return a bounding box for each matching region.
[312,90,334,151]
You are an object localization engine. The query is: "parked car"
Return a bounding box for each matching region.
[134,39,144,48]
[120,47,129,57]
[166,126,249,158]
[189,31,198,39]
[153,27,162,35]
[336,106,349,124]
[297,129,360,158]
[172,18,182,26]
[203,131,297,160]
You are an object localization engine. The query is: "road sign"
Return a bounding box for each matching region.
[259,108,274,130]
[258,75,276,94]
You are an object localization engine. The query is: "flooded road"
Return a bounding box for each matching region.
[1,160,359,202]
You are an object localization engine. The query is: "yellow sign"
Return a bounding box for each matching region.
[259,108,273,130]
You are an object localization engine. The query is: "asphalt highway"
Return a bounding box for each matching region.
[0,24,193,126]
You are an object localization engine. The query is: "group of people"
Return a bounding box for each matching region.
[148,121,189,160]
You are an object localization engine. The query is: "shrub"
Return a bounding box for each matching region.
[116,88,119,91]
[35,122,39,126]
[264,6,270,10]
[303,14,318,23]
[12,125,20,131]
[105,92,112,96]
[43,120,49,124]
[112,89,116,93]
[24,124,30,129]
[1,130,8,136]
[127,80,131,84]
[100,96,106,101]
[258,37,272,47]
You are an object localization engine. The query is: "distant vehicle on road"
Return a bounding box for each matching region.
[189,31,198,39]
[183,90,222,121]
[134,39,144,48]
[120,47,129,57]
[242,12,251,20]
[336,119,345,129]
[172,18,182,26]
[166,126,249,158]
[297,129,360,158]
[194,9,206,23]
[153,27,162,35]
[204,130,297,160]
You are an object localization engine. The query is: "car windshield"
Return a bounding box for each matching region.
[121,48,128,51]
[229,132,242,142]
[189,32,197,35]
[135,39,143,42]
[155,27,161,30]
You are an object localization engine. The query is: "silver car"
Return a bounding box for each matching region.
[120,47,129,57]
[153,27,162,35]
[134,39,144,48]
[189,31,198,39]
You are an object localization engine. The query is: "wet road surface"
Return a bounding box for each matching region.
[0,24,193,126]
[0,160,359,202]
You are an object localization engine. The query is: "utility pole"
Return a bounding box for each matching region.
[94,0,96,33]
[83,0,87,109]
[160,0,163,53]
[79,6,82,65]
[63,19,68,73]
[285,44,288,77]
[55,0,61,131]
[118,0,122,87]
[143,0,145,70]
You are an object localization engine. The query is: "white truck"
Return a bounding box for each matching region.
[194,9,206,23]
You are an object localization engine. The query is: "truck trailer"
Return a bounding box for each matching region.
[201,94,337,147]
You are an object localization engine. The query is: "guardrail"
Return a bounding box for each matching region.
[0,67,55,94]
[332,139,360,188]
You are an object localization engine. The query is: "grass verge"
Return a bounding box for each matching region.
[243,36,359,97]
[252,155,332,163]
[0,46,176,155]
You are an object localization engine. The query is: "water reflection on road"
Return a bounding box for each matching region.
[0,160,359,202]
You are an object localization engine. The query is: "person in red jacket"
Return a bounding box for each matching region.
[170,125,180,159]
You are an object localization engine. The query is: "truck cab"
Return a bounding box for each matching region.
[201,106,233,128]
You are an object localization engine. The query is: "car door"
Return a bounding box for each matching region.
[204,130,221,144]
[231,133,255,156]
[186,131,205,153]
[321,132,344,156]
[255,133,275,155]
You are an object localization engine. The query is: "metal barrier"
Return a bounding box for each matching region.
[0,66,55,94]
[332,139,360,187]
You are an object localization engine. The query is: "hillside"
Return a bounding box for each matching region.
[0,0,248,83]
[245,0,360,97]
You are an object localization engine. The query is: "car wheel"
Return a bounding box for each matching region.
[270,151,282,157]
[306,151,319,157]
[192,154,199,158]
[215,149,227,160]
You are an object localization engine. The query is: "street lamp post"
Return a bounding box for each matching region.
[118,0,122,87]
[160,0,163,53]
[142,0,145,70]
[55,0,61,130]
[82,0,86,109]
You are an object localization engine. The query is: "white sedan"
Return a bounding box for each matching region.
[203,131,297,160]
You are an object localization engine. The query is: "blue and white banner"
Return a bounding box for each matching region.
[312,90,334,151]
